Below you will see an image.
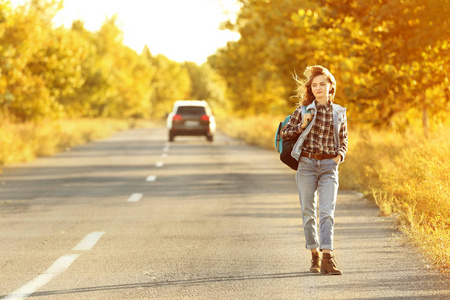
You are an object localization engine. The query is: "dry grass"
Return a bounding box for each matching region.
[0,118,156,168]
[341,128,450,273]
[217,114,282,149]
[218,115,450,273]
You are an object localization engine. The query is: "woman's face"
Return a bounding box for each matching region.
[311,74,331,102]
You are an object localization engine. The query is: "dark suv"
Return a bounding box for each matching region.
[166,100,216,142]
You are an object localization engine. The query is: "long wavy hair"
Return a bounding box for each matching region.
[293,65,336,106]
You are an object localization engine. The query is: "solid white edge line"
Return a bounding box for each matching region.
[146,175,157,182]
[155,161,164,168]
[3,254,80,300]
[72,231,106,251]
[127,193,143,203]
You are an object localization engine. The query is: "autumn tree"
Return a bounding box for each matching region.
[0,0,63,121]
[1,2,198,122]
[147,53,192,118]
[210,0,450,131]
[185,62,229,117]
[210,0,316,116]
[317,0,450,130]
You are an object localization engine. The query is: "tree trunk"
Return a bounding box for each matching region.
[422,104,430,139]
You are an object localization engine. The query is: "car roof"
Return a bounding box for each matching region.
[173,100,208,107]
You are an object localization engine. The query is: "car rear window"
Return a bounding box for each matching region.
[176,106,206,115]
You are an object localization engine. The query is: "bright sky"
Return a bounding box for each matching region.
[13,0,241,64]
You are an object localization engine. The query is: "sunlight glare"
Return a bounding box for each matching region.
[50,0,241,64]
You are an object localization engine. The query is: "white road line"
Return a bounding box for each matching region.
[155,161,164,168]
[2,254,80,300]
[146,175,157,182]
[127,193,143,203]
[72,231,106,251]
[161,153,168,157]
[163,146,170,152]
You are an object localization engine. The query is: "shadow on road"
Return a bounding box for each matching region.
[2,272,313,298]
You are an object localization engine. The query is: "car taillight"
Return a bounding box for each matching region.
[172,114,182,121]
[200,115,209,121]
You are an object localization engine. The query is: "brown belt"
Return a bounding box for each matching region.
[301,152,336,160]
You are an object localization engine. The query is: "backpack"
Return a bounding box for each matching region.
[274,106,311,171]
[274,115,291,154]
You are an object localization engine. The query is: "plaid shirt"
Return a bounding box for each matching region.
[281,100,348,159]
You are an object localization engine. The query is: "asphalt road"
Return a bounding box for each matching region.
[1,127,449,299]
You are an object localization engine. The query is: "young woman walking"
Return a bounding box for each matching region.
[281,65,348,275]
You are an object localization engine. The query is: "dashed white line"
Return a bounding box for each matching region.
[163,146,170,152]
[146,175,157,182]
[2,254,80,300]
[161,153,168,157]
[127,193,143,203]
[72,231,106,251]
[155,161,164,168]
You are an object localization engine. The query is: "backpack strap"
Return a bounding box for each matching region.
[300,105,311,128]
[301,105,306,115]
[275,121,283,152]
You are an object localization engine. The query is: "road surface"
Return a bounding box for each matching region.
[1,127,449,299]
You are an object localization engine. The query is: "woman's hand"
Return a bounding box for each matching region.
[301,112,314,129]
[333,155,341,164]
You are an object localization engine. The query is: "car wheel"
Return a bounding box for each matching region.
[207,135,213,142]
[169,132,175,142]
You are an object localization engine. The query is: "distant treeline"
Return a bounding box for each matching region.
[0,0,227,122]
[209,0,450,131]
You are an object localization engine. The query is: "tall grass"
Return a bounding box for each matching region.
[0,119,155,169]
[341,128,450,273]
[218,115,450,273]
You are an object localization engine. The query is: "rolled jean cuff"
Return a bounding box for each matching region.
[320,244,334,251]
[306,243,320,250]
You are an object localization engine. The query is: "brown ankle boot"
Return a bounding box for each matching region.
[320,253,343,275]
[310,252,321,273]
